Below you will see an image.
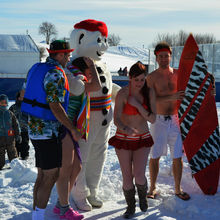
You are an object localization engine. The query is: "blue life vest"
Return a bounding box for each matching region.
[21,62,69,121]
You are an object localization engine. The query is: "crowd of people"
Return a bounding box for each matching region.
[0,35,216,220]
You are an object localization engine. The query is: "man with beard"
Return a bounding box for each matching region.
[10,91,30,160]
[146,42,190,201]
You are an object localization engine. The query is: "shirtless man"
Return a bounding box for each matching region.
[146,42,190,201]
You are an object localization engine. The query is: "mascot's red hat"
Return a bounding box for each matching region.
[74,19,108,37]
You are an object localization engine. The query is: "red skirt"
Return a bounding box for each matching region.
[109,131,154,151]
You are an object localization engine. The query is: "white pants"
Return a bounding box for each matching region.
[150,114,183,159]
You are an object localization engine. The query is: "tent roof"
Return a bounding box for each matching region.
[0,34,39,52]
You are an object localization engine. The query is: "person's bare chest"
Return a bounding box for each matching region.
[154,72,177,95]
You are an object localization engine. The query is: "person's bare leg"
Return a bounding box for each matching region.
[133,147,150,185]
[36,168,59,209]
[116,149,135,218]
[33,168,42,210]
[173,157,183,194]
[56,133,74,206]
[148,157,160,196]
[115,149,133,190]
[70,152,81,190]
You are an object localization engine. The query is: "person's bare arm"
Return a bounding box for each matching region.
[147,88,157,123]
[111,83,121,103]
[114,88,138,135]
[147,69,184,102]
[128,88,156,123]
[49,102,81,141]
[84,57,102,92]
[156,91,185,102]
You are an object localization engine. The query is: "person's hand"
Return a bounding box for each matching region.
[172,91,185,101]
[71,129,82,142]
[124,126,138,136]
[128,96,140,108]
[211,87,216,96]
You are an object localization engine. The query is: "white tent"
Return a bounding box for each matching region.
[0,34,40,77]
[0,34,40,99]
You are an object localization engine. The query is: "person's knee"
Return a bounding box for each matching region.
[150,157,160,165]
[61,161,74,174]
[173,157,182,164]
[42,168,59,185]
[134,174,146,185]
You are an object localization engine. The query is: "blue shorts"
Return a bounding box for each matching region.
[31,137,62,170]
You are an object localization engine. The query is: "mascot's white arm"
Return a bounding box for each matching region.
[65,69,85,96]
[111,83,121,103]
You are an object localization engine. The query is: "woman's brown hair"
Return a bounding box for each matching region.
[129,61,152,115]
[71,57,89,72]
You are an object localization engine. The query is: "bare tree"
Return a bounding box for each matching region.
[177,30,188,46]
[151,30,217,47]
[38,22,58,44]
[194,33,216,44]
[108,34,121,46]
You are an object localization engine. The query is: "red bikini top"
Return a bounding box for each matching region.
[122,85,148,115]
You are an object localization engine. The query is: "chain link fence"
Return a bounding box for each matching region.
[148,43,220,80]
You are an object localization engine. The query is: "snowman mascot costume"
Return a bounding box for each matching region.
[69,19,120,211]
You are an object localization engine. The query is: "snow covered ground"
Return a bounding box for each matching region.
[102,45,149,73]
[0,47,220,220]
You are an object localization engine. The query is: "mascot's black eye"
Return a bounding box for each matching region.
[104,38,107,43]
[97,38,101,43]
[79,34,84,44]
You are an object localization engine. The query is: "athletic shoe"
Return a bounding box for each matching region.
[53,206,60,215]
[53,206,84,220]
[60,207,84,220]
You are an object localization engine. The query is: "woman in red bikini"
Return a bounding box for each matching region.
[109,61,156,219]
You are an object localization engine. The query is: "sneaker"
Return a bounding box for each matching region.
[74,198,92,211]
[53,206,60,215]
[60,207,84,220]
[87,196,103,208]
[53,206,83,219]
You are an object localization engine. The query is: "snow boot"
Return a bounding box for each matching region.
[123,187,136,219]
[87,195,103,208]
[136,181,148,212]
[74,198,92,211]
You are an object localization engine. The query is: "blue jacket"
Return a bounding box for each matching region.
[21,62,69,121]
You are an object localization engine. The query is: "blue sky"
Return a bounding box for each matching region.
[1,0,220,47]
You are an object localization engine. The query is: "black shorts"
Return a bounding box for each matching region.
[31,137,62,170]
